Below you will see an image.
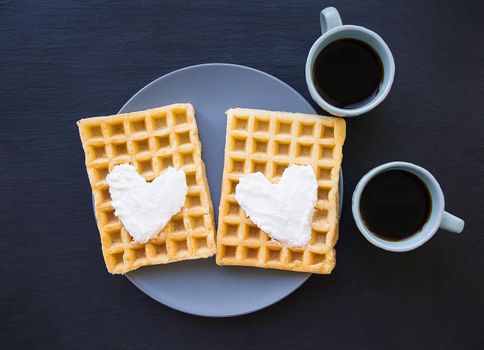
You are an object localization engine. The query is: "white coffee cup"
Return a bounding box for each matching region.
[305,7,395,117]
[352,162,464,252]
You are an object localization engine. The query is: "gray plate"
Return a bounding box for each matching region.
[117,63,342,317]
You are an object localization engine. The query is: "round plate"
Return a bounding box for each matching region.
[117,63,342,317]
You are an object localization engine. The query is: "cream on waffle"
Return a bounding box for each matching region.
[78,103,216,274]
[216,108,346,274]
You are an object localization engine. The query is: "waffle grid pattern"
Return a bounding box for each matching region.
[78,104,216,274]
[216,108,346,274]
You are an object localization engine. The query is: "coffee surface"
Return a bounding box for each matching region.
[360,170,432,241]
[313,38,383,109]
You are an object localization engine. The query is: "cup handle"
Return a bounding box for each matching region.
[439,211,465,233]
[320,7,343,34]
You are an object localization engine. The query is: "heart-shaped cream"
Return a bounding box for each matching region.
[235,165,318,247]
[106,164,188,244]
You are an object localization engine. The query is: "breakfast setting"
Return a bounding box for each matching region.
[3,1,482,349]
[77,4,466,312]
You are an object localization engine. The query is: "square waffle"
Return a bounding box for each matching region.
[216,108,346,274]
[78,103,216,274]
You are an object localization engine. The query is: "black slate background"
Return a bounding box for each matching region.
[1,0,483,349]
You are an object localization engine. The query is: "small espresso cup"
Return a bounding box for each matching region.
[305,7,395,117]
[352,162,464,252]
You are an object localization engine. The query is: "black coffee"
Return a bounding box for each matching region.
[312,38,383,109]
[360,170,431,241]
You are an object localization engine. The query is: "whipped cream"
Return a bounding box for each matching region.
[235,165,318,247]
[106,164,188,244]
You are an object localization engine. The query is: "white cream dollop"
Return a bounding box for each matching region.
[106,164,188,244]
[235,165,318,247]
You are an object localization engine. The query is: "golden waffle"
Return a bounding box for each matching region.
[78,103,216,274]
[216,108,346,274]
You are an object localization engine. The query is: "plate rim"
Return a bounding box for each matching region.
[116,63,342,317]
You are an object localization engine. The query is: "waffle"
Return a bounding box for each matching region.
[78,103,216,274]
[216,108,346,274]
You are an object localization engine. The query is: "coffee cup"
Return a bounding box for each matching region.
[352,162,464,252]
[305,7,395,117]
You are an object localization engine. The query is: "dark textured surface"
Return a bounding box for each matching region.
[1,0,483,348]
